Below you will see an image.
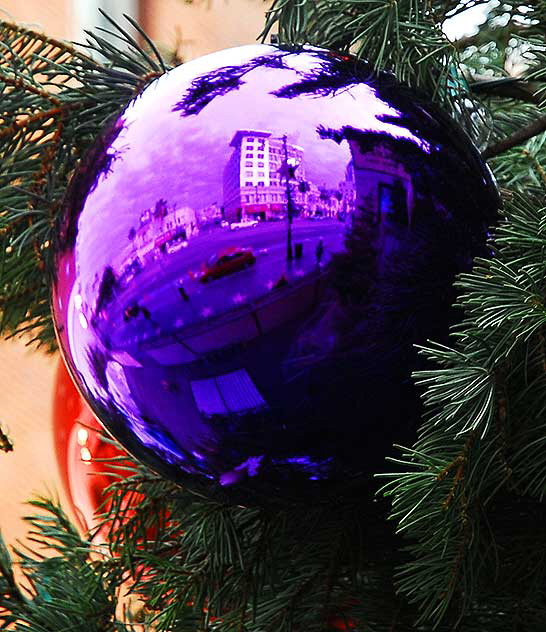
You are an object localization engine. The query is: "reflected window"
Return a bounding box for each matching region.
[378,180,408,225]
[191,369,267,416]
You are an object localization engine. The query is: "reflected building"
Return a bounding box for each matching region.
[198,202,223,225]
[319,126,415,226]
[117,200,198,281]
[305,184,344,219]
[338,171,356,217]
[348,142,414,225]
[223,129,307,222]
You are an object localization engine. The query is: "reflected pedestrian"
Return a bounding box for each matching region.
[123,303,139,322]
[316,238,324,266]
[178,285,190,302]
[273,274,288,290]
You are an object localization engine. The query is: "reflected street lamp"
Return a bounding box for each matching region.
[281,134,297,261]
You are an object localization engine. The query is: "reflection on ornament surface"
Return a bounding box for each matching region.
[52,45,498,503]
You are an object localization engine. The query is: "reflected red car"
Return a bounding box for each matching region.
[200,247,256,283]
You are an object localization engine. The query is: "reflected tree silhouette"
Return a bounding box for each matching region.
[271,53,371,100]
[173,54,289,117]
[94,266,119,319]
[86,344,109,391]
[57,119,125,254]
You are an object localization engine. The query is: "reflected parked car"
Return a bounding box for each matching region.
[230,218,259,230]
[200,247,256,283]
[166,239,188,254]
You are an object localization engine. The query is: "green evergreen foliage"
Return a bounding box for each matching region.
[0,12,166,349]
[2,2,546,630]
[0,498,130,631]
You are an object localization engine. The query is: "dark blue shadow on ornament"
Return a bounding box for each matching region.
[52,44,499,504]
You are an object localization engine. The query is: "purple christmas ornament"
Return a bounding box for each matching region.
[52,45,498,504]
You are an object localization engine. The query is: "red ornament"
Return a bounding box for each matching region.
[328,616,357,630]
[53,359,134,533]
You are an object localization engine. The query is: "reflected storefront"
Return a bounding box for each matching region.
[53,45,499,502]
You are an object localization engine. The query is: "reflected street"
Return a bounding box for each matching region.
[108,219,344,353]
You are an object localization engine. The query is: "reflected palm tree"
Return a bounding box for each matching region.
[94,266,119,319]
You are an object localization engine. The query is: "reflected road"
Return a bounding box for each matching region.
[109,219,346,349]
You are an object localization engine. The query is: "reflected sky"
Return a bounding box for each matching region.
[77,46,425,287]
[53,45,498,503]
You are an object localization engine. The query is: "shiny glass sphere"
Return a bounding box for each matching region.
[52,45,498,503]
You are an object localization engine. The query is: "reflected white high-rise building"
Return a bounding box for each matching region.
[223,130,306,222]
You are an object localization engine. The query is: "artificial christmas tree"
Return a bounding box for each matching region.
[2,2,546,630]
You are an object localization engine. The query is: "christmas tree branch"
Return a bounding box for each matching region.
[262,0,465,117]
[98,468,412,631]
[0,17,168,350]
[469,76,542,104]
[0,498,133,631]
[482,114,546,160]
[380,190,546,626]
[0,424,13,452]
